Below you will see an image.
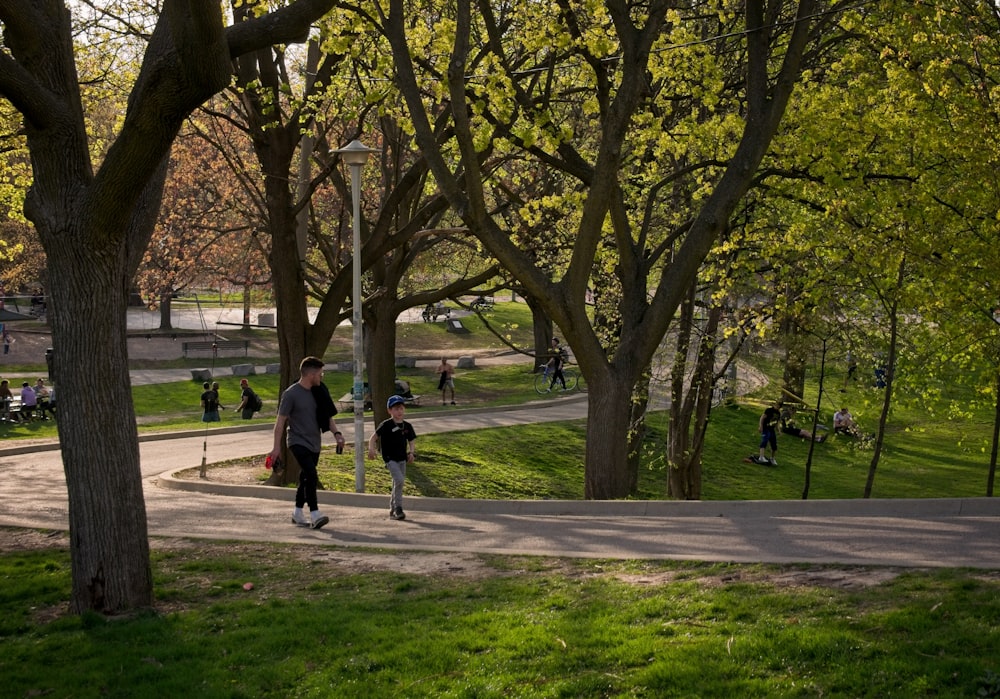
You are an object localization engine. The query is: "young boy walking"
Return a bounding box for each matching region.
[368,395,417,520]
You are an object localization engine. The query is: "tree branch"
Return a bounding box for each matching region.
[225,0,336,57]
[0,51,66,130]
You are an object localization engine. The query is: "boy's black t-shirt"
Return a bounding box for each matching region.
[201,389,218,412]
[374,418,416,462]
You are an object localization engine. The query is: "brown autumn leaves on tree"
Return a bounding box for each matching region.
[138,127,269,329]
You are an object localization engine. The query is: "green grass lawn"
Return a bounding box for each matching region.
[395,299,537,354]
[310,368,997,501]
[2,537,998,698]
[4,320,1000,697]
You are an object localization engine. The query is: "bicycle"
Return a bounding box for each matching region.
[534,365,580,394]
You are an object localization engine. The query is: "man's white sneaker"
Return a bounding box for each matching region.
[291,511,309,526]
[311,514,330,530]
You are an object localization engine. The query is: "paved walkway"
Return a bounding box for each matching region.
[2,393,999,569]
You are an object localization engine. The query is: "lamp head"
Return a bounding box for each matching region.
[337,139,378,166]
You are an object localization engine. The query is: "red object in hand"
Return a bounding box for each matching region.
[265,455,273,470]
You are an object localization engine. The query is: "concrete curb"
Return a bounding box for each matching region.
[154,465,1000,519]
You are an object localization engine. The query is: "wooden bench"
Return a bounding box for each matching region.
[181,339,250,358]
[421,303,451,322]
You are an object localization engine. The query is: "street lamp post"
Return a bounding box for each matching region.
[335,139,378,493]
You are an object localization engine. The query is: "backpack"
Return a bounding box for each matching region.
[249,391,263,413]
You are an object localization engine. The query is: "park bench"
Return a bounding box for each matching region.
[470,295,494,312]
[421,303,451,322]
[181,339,250,358]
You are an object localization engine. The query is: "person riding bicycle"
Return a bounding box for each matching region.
[546,337,568,391]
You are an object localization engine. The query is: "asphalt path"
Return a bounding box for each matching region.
[2,393,1000,569]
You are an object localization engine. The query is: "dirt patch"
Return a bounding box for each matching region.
[307,549,500,579]
[615,565,903,590]
[0,527,68,553]
[174,462,266,484]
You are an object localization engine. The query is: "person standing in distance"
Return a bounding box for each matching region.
[200,381,220,422]
[546,337,567,391]
[436,357,456,405]
[756,401,781,466]
[269,356,345,530]
[368,394,417,521]
[236,378,258,419]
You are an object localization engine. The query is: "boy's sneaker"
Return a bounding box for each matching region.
[769,458,778,467]
[390,507,406,521]
[291,511,309,526]
[310,513,330,530]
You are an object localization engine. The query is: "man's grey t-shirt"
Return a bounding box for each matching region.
[277,383,320,453]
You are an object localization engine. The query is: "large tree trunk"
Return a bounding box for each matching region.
[584,368,634,499]
[366,297,399,427]
[48,233,152,612]
[158,293,173,330]
[264,183,310,486]
[524,292,553,370]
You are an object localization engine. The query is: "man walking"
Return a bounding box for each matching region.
[268,356,345,530]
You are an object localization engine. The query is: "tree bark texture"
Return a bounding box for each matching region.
[49,236,153,612]
[584,365,635,499]
[525,293,554,371]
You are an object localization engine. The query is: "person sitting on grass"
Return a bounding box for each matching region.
[780,407,826,442]
[833,406,860,437]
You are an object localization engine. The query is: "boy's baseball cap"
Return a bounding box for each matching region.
[387,395,406,408]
